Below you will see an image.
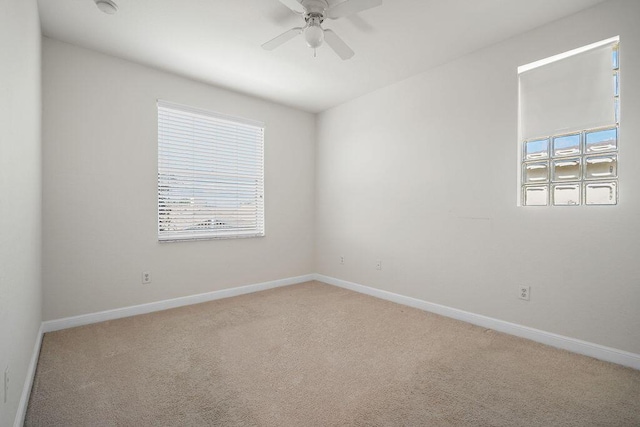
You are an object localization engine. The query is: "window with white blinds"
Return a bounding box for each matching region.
[158,101,265,241]
[518,37,620,206]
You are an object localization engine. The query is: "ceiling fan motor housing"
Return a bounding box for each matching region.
[302,0,329,17]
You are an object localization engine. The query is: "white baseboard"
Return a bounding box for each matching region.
[14,323,44,427]
[314,274,640,371]
[42,274,315,333]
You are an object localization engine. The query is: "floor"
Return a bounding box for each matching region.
[26,281,640,426]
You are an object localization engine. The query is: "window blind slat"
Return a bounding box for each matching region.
[159,171,262,182]
[158,121,263,142]
[158,151,262,165]
[159,140,262,158]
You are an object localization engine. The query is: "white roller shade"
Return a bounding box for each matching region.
[519,41,616,140]
[158,100,265,241]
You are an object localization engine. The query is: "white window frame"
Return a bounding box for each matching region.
[157,100,265,241]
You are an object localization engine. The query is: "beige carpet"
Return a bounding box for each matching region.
[26,281,640,426]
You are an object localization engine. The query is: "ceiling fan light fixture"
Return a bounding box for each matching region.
[95,0,118,15]
[304,24,324,49]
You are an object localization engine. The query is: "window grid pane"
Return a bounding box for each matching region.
[523,185,548,206]
[552,158,581,182]
[553,183,581,206]
[524,138,549,160]
[585,127,618,153]
[584,154,617,180]
[523,161,549,184]
[585,181,617,205]
[552,133,581,157]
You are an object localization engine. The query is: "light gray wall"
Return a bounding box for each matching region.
[42,38,316,321]
[316,0,640,354]
[0,0,42,424]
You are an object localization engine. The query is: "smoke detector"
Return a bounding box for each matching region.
[95,0,118,15]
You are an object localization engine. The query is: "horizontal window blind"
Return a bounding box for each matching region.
[158,100,265,241]
[519,39,617,140]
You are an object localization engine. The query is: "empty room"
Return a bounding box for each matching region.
[2,0,639,425]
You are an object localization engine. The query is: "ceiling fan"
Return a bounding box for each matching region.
[262,0,382,60]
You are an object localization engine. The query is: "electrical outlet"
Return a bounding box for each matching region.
[4,366,9,404]
[340,256,344,265]
[142,271,152,284]
[376,260,382,270]
[519,285,530,301]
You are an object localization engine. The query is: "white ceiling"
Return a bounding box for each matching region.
[37,0,608,113]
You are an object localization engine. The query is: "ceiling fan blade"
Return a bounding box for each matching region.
[326,0,382,19]
[278,0,305,14]
[262,27,304,50]
[323,29,354,60]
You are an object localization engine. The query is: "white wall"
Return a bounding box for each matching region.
[0,0,42,424]
[42,38,316,320]
[316,0,640,354]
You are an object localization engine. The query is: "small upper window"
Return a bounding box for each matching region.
[518,37,619,206]
[157,101,265,241]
